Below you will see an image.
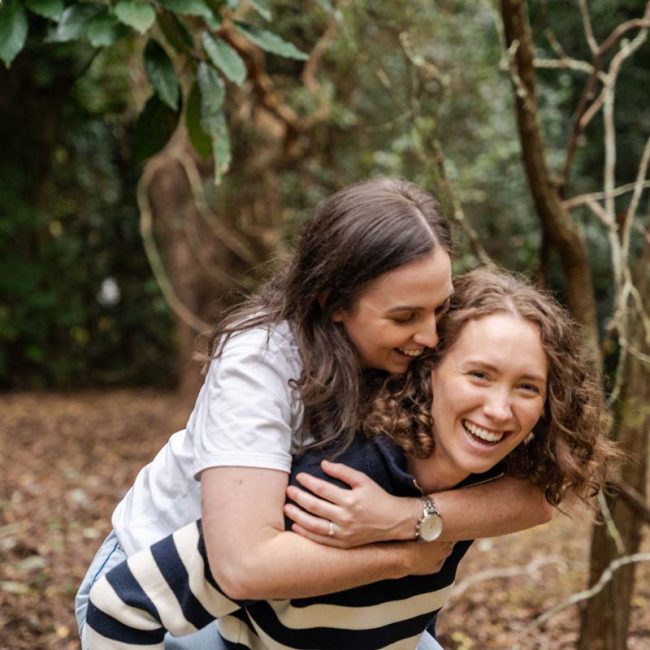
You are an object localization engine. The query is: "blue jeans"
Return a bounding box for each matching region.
[76,531,443,649]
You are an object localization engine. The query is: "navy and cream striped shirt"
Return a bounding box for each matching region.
[86,435,502,649]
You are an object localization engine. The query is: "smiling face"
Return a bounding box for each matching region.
[424,312,548,488]
[334,250,453,374]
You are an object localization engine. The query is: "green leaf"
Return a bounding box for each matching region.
[114,0,156,35]
[87,12,130,47]
[210,111,231,185]
[202,33,246,86]
[158,0,212,18]
[132,95,181,162]
[185,82,212,159]
[197,62,230,184]
[197,61,225,119]
[158,11,194,52]
[0,0,28,68]
[46,4,102,43]
[159,0,219,29]
[144,40,180,110]
[25,0,64,21]
[248,0,271,21]
[234,21,308,60]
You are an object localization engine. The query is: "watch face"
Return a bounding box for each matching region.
[420,515,444,542]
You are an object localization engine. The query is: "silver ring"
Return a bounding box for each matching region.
[328,521,336,537]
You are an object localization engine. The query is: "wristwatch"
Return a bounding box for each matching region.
[416,496,444,542]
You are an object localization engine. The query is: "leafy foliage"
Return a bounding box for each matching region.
[202,32,246,85]
[0,39,176,389]
[144,39,180,110]
[0,0,28,67]
[9,0,309,184]
[234,21,309,59]
[5,0,649,398]
[114,0,156,34]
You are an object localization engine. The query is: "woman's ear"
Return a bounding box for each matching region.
[320,291,350,322]
[319,290,346,321]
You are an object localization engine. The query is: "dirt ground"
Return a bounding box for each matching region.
[0,391,648,649]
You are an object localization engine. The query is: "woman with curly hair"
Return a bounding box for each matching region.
[77,179,554,650]
[85,267,617,650]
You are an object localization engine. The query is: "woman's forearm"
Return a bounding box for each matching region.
[212,526,410,600]
[427,477,554,542]
[287,465,554,547]
[201,466,452,601]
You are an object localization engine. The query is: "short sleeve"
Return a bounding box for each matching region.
[190,326,301,479]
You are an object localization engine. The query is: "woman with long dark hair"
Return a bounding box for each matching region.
[76,181,552,649]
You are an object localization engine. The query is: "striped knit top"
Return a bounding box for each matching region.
[86,435,502,650]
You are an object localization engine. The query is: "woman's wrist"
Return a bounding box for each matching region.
[390,496,422,541]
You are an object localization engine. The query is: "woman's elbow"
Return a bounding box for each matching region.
[206,544,259,601]
[213,565,256,601]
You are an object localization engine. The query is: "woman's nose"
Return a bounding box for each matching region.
[413,316,439,348]
[483,391,513,422]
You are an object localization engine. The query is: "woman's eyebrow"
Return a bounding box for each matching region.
[385,305,420,313]
[464,360,546,383]
[385,294,454,314]
[520,373,547,384]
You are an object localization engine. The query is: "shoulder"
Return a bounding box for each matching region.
[210,320,301,378]
[221,320,299,360]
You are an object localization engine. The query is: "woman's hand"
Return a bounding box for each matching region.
[407,540,455,575]
[284,460,421,547]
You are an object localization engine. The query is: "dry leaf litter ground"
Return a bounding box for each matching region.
[0,391,648,649]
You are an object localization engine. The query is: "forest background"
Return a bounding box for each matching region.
[1,0,649,648]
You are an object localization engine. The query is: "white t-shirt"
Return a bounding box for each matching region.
[111,321,304,556]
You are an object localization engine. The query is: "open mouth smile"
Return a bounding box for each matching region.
[462,420,506,444]
[396,348,424,358]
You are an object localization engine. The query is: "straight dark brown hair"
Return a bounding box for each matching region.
[206,177,453,452]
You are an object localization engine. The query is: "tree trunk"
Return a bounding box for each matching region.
[578,251,650,650]
[499,3,650,645]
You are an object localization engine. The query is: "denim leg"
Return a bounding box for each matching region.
[164,625,229,650]
[75,530,127,648]
[417,631,445,650]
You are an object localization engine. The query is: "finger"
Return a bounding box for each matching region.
[283,502,337,536]
[320,460,370,488]
[290,523,349,548]
[287,485,342,519]
[293,474,351,507]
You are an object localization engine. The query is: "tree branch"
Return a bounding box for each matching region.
[512,552,650,649]
[448,555,567,601]
[563,180,650,210]
[622,136,650,263]
[559,3,650,190]
[579,27,649,135]
[500,0,601,362]
[138,154,213,334]
[578,0,599,55]
[609,481,650,524]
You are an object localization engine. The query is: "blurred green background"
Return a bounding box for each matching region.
[1,0,647,393]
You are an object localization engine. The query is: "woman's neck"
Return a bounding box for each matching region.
[407,453,469,494]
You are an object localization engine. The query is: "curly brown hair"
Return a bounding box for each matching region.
[365,267,618,506]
